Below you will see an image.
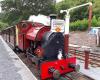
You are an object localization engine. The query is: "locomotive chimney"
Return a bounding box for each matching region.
[49,14,57,26]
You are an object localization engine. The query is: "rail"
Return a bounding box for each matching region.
[69,46,100,68]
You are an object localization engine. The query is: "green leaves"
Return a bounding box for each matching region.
[70,16,100,31]
[70,19,88,31]
[0,21,8,30]
[1,0,100,31]
[0,0,56,26]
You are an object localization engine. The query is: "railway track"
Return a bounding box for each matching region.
[69,47,100,67]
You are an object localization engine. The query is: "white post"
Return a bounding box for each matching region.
[65,15,70,34]
[16,25,18,46]
[97,29,100,46]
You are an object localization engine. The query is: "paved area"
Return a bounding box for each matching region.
[0,36,37,80]
[69,31,100,53]
[77,60,100,80]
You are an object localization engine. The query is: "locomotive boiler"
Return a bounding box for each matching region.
[15,14,80,80]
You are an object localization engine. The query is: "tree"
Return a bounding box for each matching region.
[56,0,94,21]
[0,0,56,25]
[93,0,100,18]
[70,0,94,21]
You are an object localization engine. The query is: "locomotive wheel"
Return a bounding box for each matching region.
[53,70,60,79]
[75,64,80,72]
[26,48,33,63]
[26,48,32,58]
[13,46,21,53]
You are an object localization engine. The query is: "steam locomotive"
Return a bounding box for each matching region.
[15,14,79,80]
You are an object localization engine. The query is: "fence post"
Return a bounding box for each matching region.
[13,27,16,47]
[84,50,90,69]
[0,31,1,35]
[6,30,7,42]
[9,28,10,42]
[96,28,100,46]
[73,49,76,57]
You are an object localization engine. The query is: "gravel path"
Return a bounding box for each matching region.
[69,31,100,52]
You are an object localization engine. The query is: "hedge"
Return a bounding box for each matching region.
[70,16,100,31]
[70,19,88,31]
[0,21,8,30]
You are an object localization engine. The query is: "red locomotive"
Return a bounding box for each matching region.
[15,14,80,80]
[0,2,93,80]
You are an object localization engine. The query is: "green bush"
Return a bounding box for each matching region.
[97,17,100,26]
[92,16,98,27]
[70,16,100,31]
[0,21,8,30]
[70,19,88,31]
[97,21,100,26]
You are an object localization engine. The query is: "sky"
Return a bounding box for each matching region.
[56,0,62,3]
[0,7,1,12]
[0,0,3,12]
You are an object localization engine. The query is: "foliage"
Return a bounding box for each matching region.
[1,0,100,31]
[56,0,94,21]
[70,0,94,21]
[0,21,8,30]
[56,0,100,31]
[55,0,78,19]
[91,16,97,27]
[91,15,100,27]
[93,0,100,18]
[70,19,88,31]
[70,16,100,31]
[56,0,77,13]
[0,0,56,25]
